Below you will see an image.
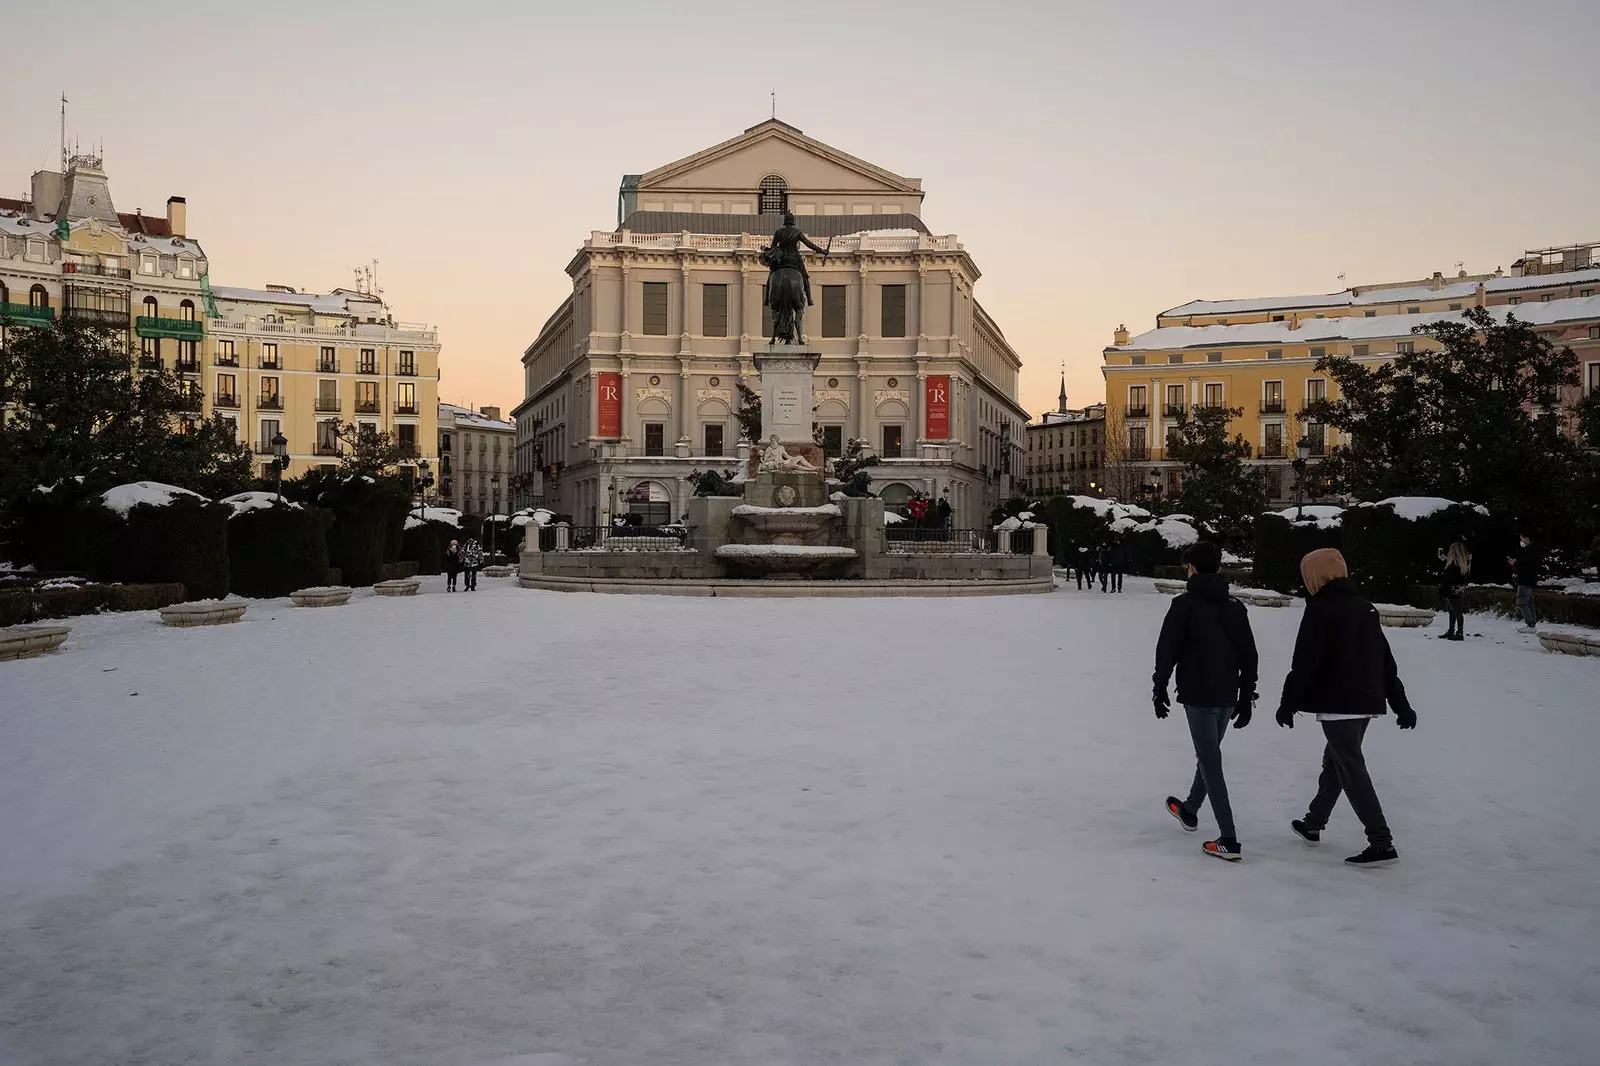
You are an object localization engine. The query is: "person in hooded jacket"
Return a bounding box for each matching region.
[1276,548,1417,868]
[444,539,462,592]
[461,536,484,591]
[1153,540,1259,861]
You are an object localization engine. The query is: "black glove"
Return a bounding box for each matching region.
[1275,705,1295,729]
[1395,705,1417,730]
[1153,689,1170,720]
[1232,697,1253,729]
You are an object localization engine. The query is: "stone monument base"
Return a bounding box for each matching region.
[743,469,829,509]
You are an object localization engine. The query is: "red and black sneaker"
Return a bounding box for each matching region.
[1203,838,1242,862]
[1166,796,1198,832]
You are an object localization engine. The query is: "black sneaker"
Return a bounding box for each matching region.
[1203,838,1242,862]
[1291,819,1321,845]
[1345,845,1399,868]
[1166,796,1198,832]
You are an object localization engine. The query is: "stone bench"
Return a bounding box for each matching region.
[290,585,353,608]
[373,577,421,597]
[481,564,515,578]
[159,601,247,627]
[1233,588,1291,608]
[1374,604,1434,628]
[1153,579,1187,595]
[1537,626,1600,658]
[0,624,70,660]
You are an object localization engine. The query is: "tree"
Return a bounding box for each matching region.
[336,422,409,480]
[0,317,250,504]
[1097,405,1144,501]
[734,382,761,442]
[1304,307,1585,528]
[1164,403,1265,529]
[831,436,880,482]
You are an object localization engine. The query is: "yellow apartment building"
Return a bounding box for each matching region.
[1105,267,1600,503]
[1,152,441,481]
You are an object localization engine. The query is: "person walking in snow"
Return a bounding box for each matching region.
[1438,541,1470,640]
[1097,544,1112,592]
[1508,531,1541,632]
[461,536,484,591]
[444,538,462,593]
[1076,543,1094,590]
[1276,548,1416,868]
[1153,540,1259,862]
[1107,539,1127,594]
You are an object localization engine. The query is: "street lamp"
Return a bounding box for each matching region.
[488,474,501,561]
[414,459,433,522]
[1292,437,1312,520]
[1148,469,1161,502]
[270,432,288,502]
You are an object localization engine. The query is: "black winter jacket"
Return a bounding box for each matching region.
[1278,578,1412,718]
[1153,573,1260,707]
[1513,544,1542,587]
[1439,561,1465,599]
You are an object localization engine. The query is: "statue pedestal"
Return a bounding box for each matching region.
[750,345,822,478]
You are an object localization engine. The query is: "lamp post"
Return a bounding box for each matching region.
[1292,437,1312,520]
[1148,469,1161,504]
[270,432,288,502]
[414,459,432,522]
[488,474,501,561]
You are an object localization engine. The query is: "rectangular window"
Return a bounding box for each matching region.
[1589,363,1600,392]
[1272,315,1285,322]
[1167,353,1183,364]
[216,373,236,404]
[1267,348,1282,360]
[319,346,338,372]
[317,419,340,453]
[396,424,417,458]
[703,423,724,457]
[1306,379,1327,403]
[397,381,416,412]
[1167,384,1186,411]
[821,285,847,338]
[881,285,906,338]
[702,284,727,337]
[1130,354,1145,366]
[1353,344,1369,358]
[359,348,376,374]
[882,424,904,458]
[644,422,665,455]
[260,377,279,400]
[1509,297,1521,305]
[215,339,234,364]
[1264,381,1283,409]
[1206,351,1222,363]
[1542,293,1553,302]
[822,424,844,458]
[1589,326,1600,340]
[1397,341,1415,354]
[397,351,416,375]
[1204,383,1223,407]
[1309,346,1326,359]
[316,380,339,411]
[1365,311,1377,318]
[1581,289,1594,298]
[642,282,668,335]
[1449,303,1462,311]
[1128,426,1147,457]
[1407,306,1420,314]
[1264,422,1284,456]
[258,342,276,369]
[1127,385,1147,413]
[357,380,379,412]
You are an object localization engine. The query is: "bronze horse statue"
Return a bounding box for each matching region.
[760,213,829,346]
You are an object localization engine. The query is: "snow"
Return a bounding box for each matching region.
[510,508,555,528]
[1271,504,1343,528]
[0,562,36,573]
[1066,495,1151,521]
[1360,496,1491,521]
[1149,517,1199,548]
[99,481,206,517]
[402,506,464,531]
[730,504,842,517]
[221,491,302,516]
[1,579,1597,1064]
[883,511,905,524]
[994,515,1023,531]
[714,543,854,557]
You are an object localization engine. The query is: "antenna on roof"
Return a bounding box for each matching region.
[771,90,775,120]
[59,92,67,175]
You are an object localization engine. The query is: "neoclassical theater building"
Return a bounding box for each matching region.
[512,120,1028,525]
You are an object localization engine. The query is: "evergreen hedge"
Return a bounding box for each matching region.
[310,479,410,587]
[1461,585,1600,629]
[1252,512,1344,594]
[6,481,98,572]
[0,582,190,627]
[401,519,459,575]
[1341,500,1513,602]
[226,503,333,597]
[91,496,230,600]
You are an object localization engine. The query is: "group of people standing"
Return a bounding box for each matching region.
[1437,530,1542,640]
[1069,541,1126,593]
[443,537,484,592]
[1153,541,1415,867]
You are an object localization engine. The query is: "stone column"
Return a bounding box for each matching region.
[618,259,632,355]
[916,263,929,348]
[913,357,928,445]
[554,522,570,550]
[854,357,870,443]
[678,257,692,356]
[619,356,634,449]
[677,355,692,452]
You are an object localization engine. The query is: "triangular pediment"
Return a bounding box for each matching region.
[638,121,921,195]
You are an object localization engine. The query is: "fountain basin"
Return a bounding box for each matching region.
[730,503,842,540]
[715,543,858,578]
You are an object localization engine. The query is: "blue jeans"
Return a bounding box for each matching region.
[1183,705,1236,841]
[1516,585,1537,627]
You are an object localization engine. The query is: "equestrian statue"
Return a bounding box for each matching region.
[759,212,830,346]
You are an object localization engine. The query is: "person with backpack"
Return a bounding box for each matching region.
[461,536,484,591]
[1438,541,1470,641]
[444,538,462,593]
[1276,548,1416,868]
[1153,540,1259,862]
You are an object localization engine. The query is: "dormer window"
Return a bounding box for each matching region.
[26,239,45,263]
[757,174,788,215]
[178,257,194,279]
[140,254,158,276]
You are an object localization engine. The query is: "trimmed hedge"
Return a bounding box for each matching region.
[401,520,456,575]
[91,496,231,600]
[1342,501,1513,602]
[1462,585,1600,629]
[0,582,189,627]
[1252,513,1344,594]
[1123,526,1184,576]
[6,482,98,572]
[316,481,410,587]
[226,504,333,597]
[483,517,525,561]
[379,560,419,581]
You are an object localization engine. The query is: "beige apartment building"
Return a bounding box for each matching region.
[1,152,441,480]
[1105,249,1600,502]
[1022,376,1106,497]
[517,119,1029,526]
[438,402,515,516]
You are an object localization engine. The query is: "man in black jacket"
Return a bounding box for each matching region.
[1276,548,1417,868]
[1508,532,1541,631]
[1153,541,1259,861]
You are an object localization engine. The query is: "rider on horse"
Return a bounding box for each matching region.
[764,212,828,308]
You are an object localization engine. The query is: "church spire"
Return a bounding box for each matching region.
[1057,369,1068,414]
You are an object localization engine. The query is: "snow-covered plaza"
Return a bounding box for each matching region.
[2,577,1596,1066]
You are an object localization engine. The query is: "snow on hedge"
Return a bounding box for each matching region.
[1147,518,1199,549]
[1358,497,1491,520]
[1066,495,1151,522]
[100,482,207,517]
[510,508,554,528]
[403,506,464,531]
[221,491,303,517]
[884,511,905,525]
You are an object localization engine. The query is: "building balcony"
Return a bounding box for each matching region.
[317,358,340,373]
[1259,445,1286,459]
[358,363,378,375]
[315,442,341,457]
[355,399,381,414]
[0,303,56,327]
[174,357,199,374]
[258,394,283,410]
[214,392,240,409]
[137,354,162,371]
[63,306,130,329]
[1260,401,1285,414]
[135,316,203,341]
[63,262,131,280]
[314,397,342,412]
[214,351,239,367]
[258,355,280,369]
[1127,447,1150,461]
[395,402,418,415]
[1164,404,1188,418]
[1126,406,1149,419]
[395,363,417,377]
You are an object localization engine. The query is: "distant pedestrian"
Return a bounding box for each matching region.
[1438,541,1470,641]
[1508,532,1541,632]
[444,538,462,593]
[1077,544,1094,590]
[1153,541,1259,862]
[1108,540,1127,593]
[461,536,484,591]
[1276,548,1416,868]
[1098,545,1112,592]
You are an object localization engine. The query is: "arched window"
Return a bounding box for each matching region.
[29,285,49,309]
[757,175,788,215]
[180,299,195,321]
[143,296,159,321]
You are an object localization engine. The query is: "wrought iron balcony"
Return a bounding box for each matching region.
[135,316,203,341]
[1126,405,1149,418]
[63,306,130,329]
[314,442,341,456]
[358,361,378,375]
[175,358,200,374]
[63,263,131,279]
[0,303,55,327]
[356,399,381,414]
[1164,404,1189,418]
[1259,444,1286,459]
[258,354,280,369]
[395,401,418,415]
[314,397,342,412]
[214,351,239,367]
[258,394,283,410]
[1260,401,1285,414]
[317,357,340,373]
[214,392,240,409]
[395,362,417,377]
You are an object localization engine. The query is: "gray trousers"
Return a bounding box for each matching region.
[1304,718,1392,848]
[1182,705,1236,841]
[1516,585,1537,627]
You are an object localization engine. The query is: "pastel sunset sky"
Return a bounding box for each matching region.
[7,0,1598,419]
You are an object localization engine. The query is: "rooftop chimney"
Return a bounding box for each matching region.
[166,195,186,237]
[30,170,63,220]
[1113,324,1130,346]
[479,406,503,421]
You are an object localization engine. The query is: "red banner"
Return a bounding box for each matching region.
[597,372,621,438]
[925,375,951,440]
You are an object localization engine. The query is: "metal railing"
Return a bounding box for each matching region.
[1164,404,1188,418]
[314,442,341,456]
[358,361,378,375]
[314,397,342,412]
[396,362,417,377]
[395,402,418,414]
[545,524,691,551]
[356,399,381,413]
[214,352,239,367]
[1259,444,1285,459]
[214,392,239,408]
[63,263,131,279]
[63,306,130,328]
[886,527,1002,553]
[1260,401,1285,414]
[175,358,199,373]
[1126,406,1149,418]
[258,394,283,409]
[258,355,280,369]
[317,357,339,373]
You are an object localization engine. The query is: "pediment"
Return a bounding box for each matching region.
[639,122,920,195]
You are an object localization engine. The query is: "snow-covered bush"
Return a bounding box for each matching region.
[1121,517,1199,575]
[90,482,230,600]
[1252,508,1344,594]
[223,495,332,598]
[1342,497,1511,601]
[291,474,411,588]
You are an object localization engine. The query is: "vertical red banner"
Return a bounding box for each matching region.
[925,375,951,440]
[597,372,621,438]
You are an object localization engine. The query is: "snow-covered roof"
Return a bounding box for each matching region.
[100,482,207,517]
[1160,267,1600,320]
[211,285,386,317]
[440,403,514,432]
[1112,295,1600,352]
